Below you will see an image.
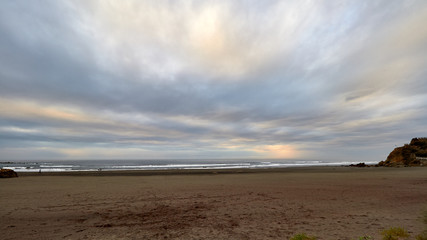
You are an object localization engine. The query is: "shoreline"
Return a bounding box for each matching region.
[15,165,391,177]
[1,159,380,174]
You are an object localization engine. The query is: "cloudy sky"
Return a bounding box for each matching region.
[0,0,426,161]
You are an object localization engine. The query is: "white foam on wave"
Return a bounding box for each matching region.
[40,168,73,172]
[3,166,75,172]
[3,167,35,172]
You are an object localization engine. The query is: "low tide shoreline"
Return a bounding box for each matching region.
[16,165,388,177]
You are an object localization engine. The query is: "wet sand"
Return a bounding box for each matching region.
[1,167,426,239]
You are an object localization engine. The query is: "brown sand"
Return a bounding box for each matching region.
[1,167,426,240]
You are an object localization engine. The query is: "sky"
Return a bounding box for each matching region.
[0,0,426,162]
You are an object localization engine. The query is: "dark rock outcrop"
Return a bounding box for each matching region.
[0,169,18,178]
[349,162,368,167]
[378,138,427,167]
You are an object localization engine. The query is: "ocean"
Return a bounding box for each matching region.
[0,159,377,172]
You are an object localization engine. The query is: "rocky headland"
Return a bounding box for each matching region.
[378,138,427,167]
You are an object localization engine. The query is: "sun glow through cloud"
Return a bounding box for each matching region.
[253,145,299,159]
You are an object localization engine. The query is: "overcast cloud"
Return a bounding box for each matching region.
[0,0,426,161]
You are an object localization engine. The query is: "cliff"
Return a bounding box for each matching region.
[378,138,427,166]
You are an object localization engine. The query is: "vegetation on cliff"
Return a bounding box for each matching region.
[378,138,427,167]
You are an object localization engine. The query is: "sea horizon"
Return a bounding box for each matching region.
[0,159,378,172]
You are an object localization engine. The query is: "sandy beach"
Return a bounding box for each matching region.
[1,167,426,240]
